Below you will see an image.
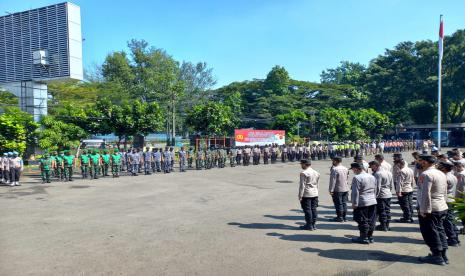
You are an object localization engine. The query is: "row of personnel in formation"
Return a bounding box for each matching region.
[37,142,413,183]
[298,149,465,266]
[0,151,24,187]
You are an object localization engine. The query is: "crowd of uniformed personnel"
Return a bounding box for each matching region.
[35,140,415,183]
[0,151,24,186]
[297,147,465,266]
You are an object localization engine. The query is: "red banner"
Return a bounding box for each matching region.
[234,129,285,146]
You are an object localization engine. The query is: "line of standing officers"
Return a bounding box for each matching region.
[297,150,464,266]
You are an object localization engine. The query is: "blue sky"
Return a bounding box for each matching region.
[2,0,465,87]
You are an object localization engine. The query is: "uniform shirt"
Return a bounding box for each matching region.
[153,151,162,162]
[40,158,52,170]
[298,167,320,198]
[9,157,24,170]
[2,156,9,170]
[395,166,415,193]
[130,152,140,164]
[445,172,457,203]
[417,167,448,213]
[380,160,392,172]
[163,151,171,162]
[143,152,152,162]
[329,164,349,193]
[455,170,465,199]
[80,154,90,165]
[351,172,377,207]
[179,150,186,160]
[101,154,111,164]
[373,169,393,199]
[111,154,122,165]
[90,154,101,165]
[63,155,74,167]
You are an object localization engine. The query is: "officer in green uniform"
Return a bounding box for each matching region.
[55,151,65,181]
[111,149,122,177]
[39,153,54,183]
[50,151,57,178]
[101,150,111,177]
[90,150,101,179]
[62,150,75,181]
[80,150,90,179]
[187,147,194,169]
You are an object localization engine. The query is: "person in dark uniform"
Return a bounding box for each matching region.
[350,162,377,244]
[417,155,449,266]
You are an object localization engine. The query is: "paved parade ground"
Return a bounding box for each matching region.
[1,154,464,276]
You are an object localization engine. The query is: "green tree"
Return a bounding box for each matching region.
[273,109,308,136]
[38,116,87,151]
[185,102,235,136]
[0,113,27,154]
[263,65,290,94]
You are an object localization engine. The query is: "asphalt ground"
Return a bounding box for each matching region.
[1,153,464,276]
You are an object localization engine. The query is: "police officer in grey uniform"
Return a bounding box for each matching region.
[329,156,349,222]
[163,147,171,173]
[143,147,152,175]
[178,147,187,172]
[369,160,393,231]
[350,162,378,244]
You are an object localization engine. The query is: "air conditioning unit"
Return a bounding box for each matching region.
[33,50,49,66]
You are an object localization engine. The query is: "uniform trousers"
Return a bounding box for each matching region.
[10,167,21,182]
[418,211,448,254]
[398,192,414,220]
[354,205,377,238]
[300,197,318,226]
[443,205,460,245]
[332,192,348,216]
[376,198,391,224]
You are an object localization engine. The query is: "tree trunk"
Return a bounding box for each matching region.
[133,134,145,148]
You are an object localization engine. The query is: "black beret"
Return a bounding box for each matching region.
[438,161,454,170]
[369,160,380,167]
[374,154,384,160]
[350,162,362,169]
[418,154,436,163]
[332,156,342,162]
[300,159,311,165]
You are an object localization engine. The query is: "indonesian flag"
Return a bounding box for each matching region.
[439,15,444,61]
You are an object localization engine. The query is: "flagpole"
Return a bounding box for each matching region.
[437,15,443,151]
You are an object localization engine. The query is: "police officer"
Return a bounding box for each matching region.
[153,148,162,173]
[298,159,320,231]
[350,162,377,244]
[369,160,393,231]
[395,159,415,223]
[9,152,23,186]
[163,147,171,173]
[229,147,237,167]
[178,146,187,172]
[2,153,9,184]
[195,148,203,170]
[143,147,152,175]
[437,161,460,247]
[329,156,349,222]
[417,154,449,265]
[170,147,175,171]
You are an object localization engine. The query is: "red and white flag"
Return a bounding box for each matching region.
[439,15,444,61]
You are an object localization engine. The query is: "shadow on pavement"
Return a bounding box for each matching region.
[301,247,420,264]
[228,222,300,230]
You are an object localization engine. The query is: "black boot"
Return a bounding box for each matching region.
[442,250,449,265]
[332,212,343,222]
[342,212,347,222]
[375,223,388,231]
[419,250,446,266]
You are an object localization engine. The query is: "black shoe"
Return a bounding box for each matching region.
[332,217,344,222]
[397,218,409,223]
[343,217,348,222]
[375,225,388,231]
[419,255,446,266]
[368,237,374,244]
[312,224,317,230]
[299,225,313,231]
[351,237,370,244]
[448,241,460,247]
